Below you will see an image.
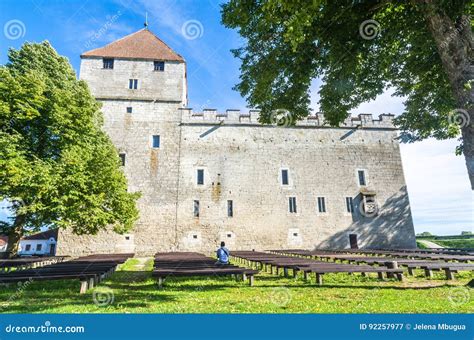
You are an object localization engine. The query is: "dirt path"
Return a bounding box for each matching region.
[418,240,444,248]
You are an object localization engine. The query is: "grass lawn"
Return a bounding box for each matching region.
[431,239,474,249]
[0,258,473,313]
[416,241,428,249]
[416,238,474,249]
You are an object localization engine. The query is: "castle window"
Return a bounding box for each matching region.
[36,244,42,251]
[197,169,204,185]
[154,61,165,71]
[119,153,126,166]
[25,244,31,251]
[125,236,130,240]
[345,197,354,213]
[103,58,114,69]
[152,135,160,148]
[358,170,367,186]
[281,169,289,185]
[193,234,198,239]
[126,107,133,113]
[227,233,232,238]
[288,197,297,213]
[317,197,326,213]
[129,79,138,90]
[227,200,233,217]
[193,200,200,217]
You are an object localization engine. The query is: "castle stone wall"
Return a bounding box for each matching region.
[57,54,416,257]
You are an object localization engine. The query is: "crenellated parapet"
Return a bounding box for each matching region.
[179,108,395,129]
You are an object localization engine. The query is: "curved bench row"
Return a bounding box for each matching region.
[152,252,259,287]
[273,249,474,280]
[232,251,404,285]
[0,253,133,293]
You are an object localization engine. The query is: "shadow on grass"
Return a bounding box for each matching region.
[0,269,176,313]
[1,265,470,313]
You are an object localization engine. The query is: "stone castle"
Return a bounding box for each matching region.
[57,29,416,256]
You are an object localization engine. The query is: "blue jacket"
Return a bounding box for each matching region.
[216,247,230,263]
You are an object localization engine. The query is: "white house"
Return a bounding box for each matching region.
[0,236,7,253]
[18,229,58,256]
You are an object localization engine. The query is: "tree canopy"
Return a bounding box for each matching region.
[0,42,140,256]
[222,0,473,187]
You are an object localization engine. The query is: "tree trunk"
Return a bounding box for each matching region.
[418,1,474,189]
[5,215,25,259]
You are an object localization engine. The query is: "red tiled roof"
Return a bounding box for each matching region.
[81,28,184,62]
[22,229,58,241]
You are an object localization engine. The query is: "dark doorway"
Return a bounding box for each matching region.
[349,234,358,249]
[49,244,56,256]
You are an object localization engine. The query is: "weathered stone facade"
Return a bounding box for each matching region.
[57,31,416,256]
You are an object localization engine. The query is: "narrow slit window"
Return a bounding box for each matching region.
[128,79,138,90]
[345,197,354,213]
[281,169,289,185]
[317,197,326,213]
[193,200,200,217]
[358,170,366,186]
[197,169,204,185]
[154,61,165,71]
[152,135,160,148]
[289,197,297,213]
[227,200,233,217]
[119,153,126,166]
[103,58,114,69]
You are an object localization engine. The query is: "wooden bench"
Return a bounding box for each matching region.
[0,256,67,271]
[274,249,474,280]
[232,251,404,285]
[152,252,259,287]
[0,253,132,293]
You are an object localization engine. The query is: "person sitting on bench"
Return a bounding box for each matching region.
[216,241,230,264]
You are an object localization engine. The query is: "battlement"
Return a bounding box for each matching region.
[179,108,395,129]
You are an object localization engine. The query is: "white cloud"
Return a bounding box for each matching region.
[400,139,473,235]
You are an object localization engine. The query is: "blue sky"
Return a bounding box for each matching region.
[0,0,472,235]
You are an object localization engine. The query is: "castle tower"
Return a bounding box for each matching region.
[58,29,187,255]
